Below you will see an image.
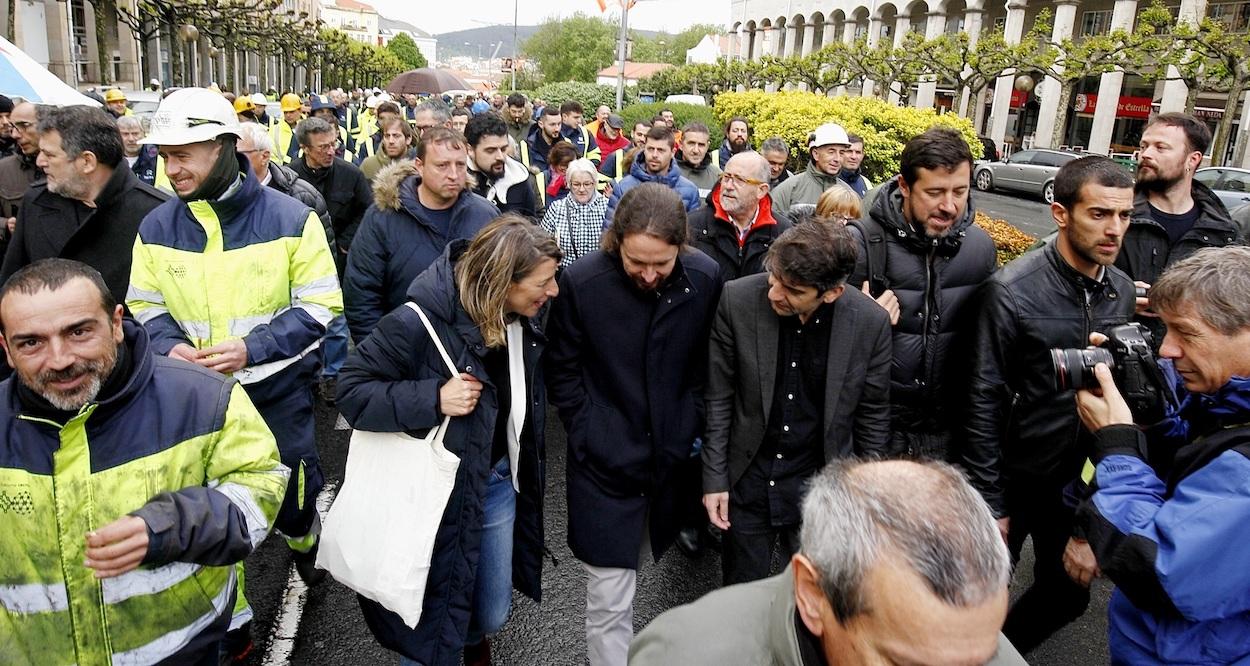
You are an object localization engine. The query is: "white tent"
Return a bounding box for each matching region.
[0,34,101,106]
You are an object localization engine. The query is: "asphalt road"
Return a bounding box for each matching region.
[237,386,1111,666]
[975,189,1056,240]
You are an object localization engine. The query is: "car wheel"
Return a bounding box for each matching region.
[1043,180,1055,204]
[975,169,993,192]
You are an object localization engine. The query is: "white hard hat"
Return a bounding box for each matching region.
[809,123,850,149]
[250,92,267,106]
[365,95,380,110]
[143,87,242,146]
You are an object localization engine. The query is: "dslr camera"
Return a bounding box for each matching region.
[1051,322,1169,422]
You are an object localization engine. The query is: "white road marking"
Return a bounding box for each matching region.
[262,481,338,666]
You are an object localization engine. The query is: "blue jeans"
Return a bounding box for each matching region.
[321,315,348,378]
[399,458,516,664]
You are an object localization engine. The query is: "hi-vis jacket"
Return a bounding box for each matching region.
[127,154,343,406]
[0,321,287,665]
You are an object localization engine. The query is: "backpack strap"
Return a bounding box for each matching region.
[847,217,890,297]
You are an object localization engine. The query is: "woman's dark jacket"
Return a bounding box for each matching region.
[336,242,547,664]
[545,248,722,569]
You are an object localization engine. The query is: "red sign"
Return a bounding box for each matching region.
[1010,89,1028,108]
[1072,93,1153,119]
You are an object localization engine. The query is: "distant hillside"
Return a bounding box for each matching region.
[436,24,662,60]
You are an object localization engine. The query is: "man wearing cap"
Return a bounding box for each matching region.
[585,104,612,138]
[309,93,355,163]
[596,113,631,163]
[769,123,855,216]
[127,87,343,655]
[234,96,259,124]
[600,119,651,183]
[251,93,272,125]
[269,93,305,165]
[103,89,132,119]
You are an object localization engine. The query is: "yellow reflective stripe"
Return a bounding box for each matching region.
[296,460,306,511]
[712,151,720,169]
[615,150,625,180]
[519,141,530,168]
[0,582,69,613]
[535,172,546,206]
[1082,458,1095,484]
[109,566,235,666]
[101,561,200,605]
[155,155,172,192]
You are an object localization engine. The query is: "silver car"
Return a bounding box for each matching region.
[973,148,1081,204]
[1194,167,1250,210]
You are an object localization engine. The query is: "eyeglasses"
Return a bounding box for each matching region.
[10,121,33,132]
[307,141,337,153]
[720,171,765,187]
[569,180,596,189]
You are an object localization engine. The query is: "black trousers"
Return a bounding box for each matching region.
[1001,478,1091,653]
[722,497,800,586]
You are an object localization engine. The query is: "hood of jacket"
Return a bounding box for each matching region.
[628,150,684,188]
[405,240,469,330]
[1132,179,1237,232]
[267,162,299,191]
[867,175,976,258]
[469,156,529,207]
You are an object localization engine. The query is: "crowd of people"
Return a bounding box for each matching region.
[0,78,1248,666]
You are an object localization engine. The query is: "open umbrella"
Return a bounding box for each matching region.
[385,68,472,96]
[0,35,101,106]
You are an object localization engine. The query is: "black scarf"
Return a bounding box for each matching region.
[181,136,242,202]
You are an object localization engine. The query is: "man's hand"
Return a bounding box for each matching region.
[195,339,248,374]
[1133,281,1157,318]
[168,343,199,363]
[1062,537,1101,587]
[1076,363,1134,432]
[85,515,149,579]
[996,517,1010,544]
[862,282,900,326]
[439,373,483,416]
[703,492,730,530]
[5,217,14,234]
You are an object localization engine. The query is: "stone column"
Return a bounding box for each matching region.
[862,17,884,97]
[914,11,948,110]
[988,0,1028,149]
[958,6,985,116]
[802,22,817,56]
[1088,0,1139,154]
[887,14,911,104]
[1031,0,1079,148]
[1159,0,1207,113]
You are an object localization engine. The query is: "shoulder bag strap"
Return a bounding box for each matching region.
[404,302,459,377]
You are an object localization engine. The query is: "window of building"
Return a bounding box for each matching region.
[1081,10,1112,36]
[1208,1,1250,32]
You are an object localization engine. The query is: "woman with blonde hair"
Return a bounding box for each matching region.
[338,215,562,666]
[540,158,609,269]
[815,183,863,225]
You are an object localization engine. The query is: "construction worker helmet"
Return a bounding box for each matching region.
[233,96,257,114]
[143,87,241,146]
[280,93,302,113]
[104,88,126,103]
[250,92,268,107]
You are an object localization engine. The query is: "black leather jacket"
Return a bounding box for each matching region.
[962,241,1135,516]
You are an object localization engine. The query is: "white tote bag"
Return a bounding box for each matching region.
[317,302,461,628]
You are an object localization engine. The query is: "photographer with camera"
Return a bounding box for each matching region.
[1073,246,1250,664]
[963,156,1136,653]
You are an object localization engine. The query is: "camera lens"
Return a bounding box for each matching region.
[1051,347,1114,391]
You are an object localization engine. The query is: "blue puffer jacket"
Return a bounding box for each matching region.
[343,161,498,343]
[1077,361,1250,665]
[604,151,701,224]
[337,242,548,665]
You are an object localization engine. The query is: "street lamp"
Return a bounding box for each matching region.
[179,24,200,87]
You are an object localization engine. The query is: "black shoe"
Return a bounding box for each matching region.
[675,527,705,559]
[317,376,337,406]
[221,621,253,664]
[292,541,327,586]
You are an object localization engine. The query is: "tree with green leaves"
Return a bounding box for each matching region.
[387,32,428,70]
[522,13,617,83]
[631,23,725,65]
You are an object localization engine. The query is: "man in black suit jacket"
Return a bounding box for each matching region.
[702,221,892,585]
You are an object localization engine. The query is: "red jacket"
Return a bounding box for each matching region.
[595,126,631,157]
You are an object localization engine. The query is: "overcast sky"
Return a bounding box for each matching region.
[371,0,732,36]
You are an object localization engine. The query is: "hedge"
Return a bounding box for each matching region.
[975,211,1037,266]
[531,82,638,113]
[712,91,982,184]
[618,102,724,147]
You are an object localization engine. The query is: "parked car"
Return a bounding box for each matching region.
[1194,167,1250,211]
[972,148,1081,204]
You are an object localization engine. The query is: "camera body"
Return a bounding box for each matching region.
[1051,322,1167,421]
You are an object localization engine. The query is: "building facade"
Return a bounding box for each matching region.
[729,0,1250,166]
[320,0,378,45]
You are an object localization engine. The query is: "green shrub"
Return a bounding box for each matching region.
[618,102,724,147]
[712,91,982,184]
[975,211,1038,266]
[532,81,637,112]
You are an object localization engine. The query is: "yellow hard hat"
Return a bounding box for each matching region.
[104,88,126,103]
[280,93,302,113]
[233,96,256,114]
